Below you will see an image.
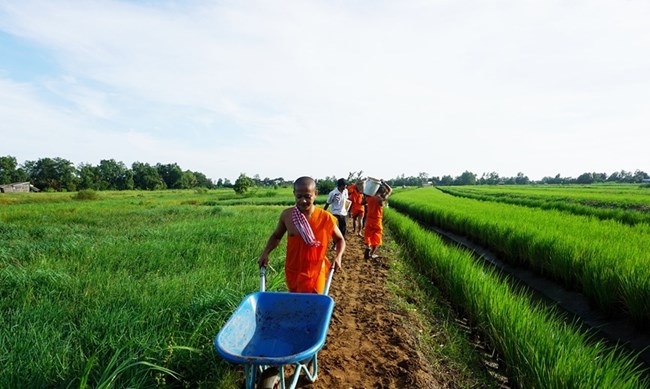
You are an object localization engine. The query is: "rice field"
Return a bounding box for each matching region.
[385,209,647,388]
[389,187,650,326]
[438,184,650,225]
[2,186,649,387]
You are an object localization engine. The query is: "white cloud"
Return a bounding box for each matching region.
[1,0,649,181]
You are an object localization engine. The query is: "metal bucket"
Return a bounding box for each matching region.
[363,177,381,196]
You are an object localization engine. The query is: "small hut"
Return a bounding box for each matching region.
[0,182,40,193]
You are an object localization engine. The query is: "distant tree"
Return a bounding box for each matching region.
[392,174,406,187]
[633,169,649,183]
[316,176,336,194]
[576,172,595,184]
[439,175,454,186]
[540,174,562,184]
[132,162,165,190]
[223,178,232,188]
[389,173,433,187]
[252,174,262,186]
[77,163,100,190]
[454,171,477,186]
[417,172,429,186]
[23,157,77,191]
[268,177,290,188]
[617,170,635,183]
[0,155,24,184]
[180,171,198,189]
[122,169,135,190]
[594,172,607,183]
[156,163,183,189]
[233,173,255,195]
[98,159,132,190]
[216,178,224,187]
[479,171,500,185]
[514,172,530,185]
[193,171,214,188]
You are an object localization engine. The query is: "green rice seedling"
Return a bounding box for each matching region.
[386,209,647,388]
[438,184,650,226]
[390,188,650,325]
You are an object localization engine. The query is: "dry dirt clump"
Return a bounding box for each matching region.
[309,232,444,388]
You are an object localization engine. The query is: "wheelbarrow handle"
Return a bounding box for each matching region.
[259,266,266,292]
[322,264,336,296]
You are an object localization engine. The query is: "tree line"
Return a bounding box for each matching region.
[0,156,216,192]
[389,170,649,187]
[1,155,648,192]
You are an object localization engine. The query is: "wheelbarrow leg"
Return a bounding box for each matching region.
[244,364,263,389]
[303,354,318,382]
[258,366,283,389]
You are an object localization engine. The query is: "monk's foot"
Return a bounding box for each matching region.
[371,254,379,259]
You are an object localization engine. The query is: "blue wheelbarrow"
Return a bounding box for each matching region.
[215,266,336,389]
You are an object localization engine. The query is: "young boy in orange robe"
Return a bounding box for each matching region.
[258,176,345,293]
[363,180,392,260]
[348,181,365,236]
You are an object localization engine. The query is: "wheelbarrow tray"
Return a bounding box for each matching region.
[215,291,335,366]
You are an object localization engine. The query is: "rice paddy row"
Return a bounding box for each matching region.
[438,184,650,225]
[389,188,650,326]
[385,209,648,388]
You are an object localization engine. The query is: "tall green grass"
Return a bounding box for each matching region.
[390,188,650,326]
[386,209,648,388]
[0,191,287,387]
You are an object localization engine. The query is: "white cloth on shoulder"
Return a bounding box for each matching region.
[291,206,321,247]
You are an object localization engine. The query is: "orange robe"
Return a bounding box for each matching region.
[286,207,336,294]
[348,186,365,217]
[364,196,383,247]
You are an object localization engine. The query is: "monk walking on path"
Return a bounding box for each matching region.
[258,176,345,293]
[348,180,365,236]
[364,180,392,260]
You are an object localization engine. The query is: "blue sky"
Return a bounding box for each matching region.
[1,0,649,182]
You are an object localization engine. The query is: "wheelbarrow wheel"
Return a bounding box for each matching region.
[258,367,280,389]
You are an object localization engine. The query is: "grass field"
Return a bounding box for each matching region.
[1,190,288,387]
[2,186,648,387]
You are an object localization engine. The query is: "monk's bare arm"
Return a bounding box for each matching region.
[382,181,393,197]
[331,224,346,271]
[258,210,289,267]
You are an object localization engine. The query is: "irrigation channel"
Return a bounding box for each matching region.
[427,224,650,369]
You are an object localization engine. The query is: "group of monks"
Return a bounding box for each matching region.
[258,176,391,294]
[346,180,392,259]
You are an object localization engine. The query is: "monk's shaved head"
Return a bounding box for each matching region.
[293,176,316,191]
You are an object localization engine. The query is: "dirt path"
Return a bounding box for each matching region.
[307,229,442,388]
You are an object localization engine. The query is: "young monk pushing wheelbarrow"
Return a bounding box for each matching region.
[216,176,346,389]
[258,176,345,293]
